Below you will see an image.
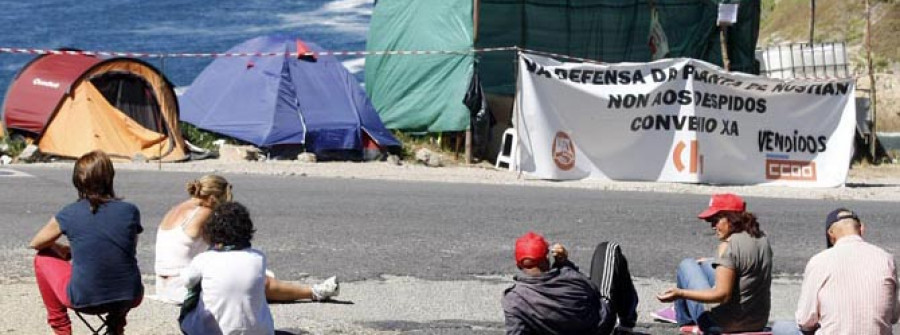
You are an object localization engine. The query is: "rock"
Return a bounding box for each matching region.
[386,154,401,166]
[414,148,442,167]
[414,148,432,163]
[0,155,11,165]
[297,152,317,163]
[17,144,38,161]
[0,142,8,154]
[426,154,443,167]
[218,144,261,162]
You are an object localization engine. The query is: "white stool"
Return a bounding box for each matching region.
[495,128,517,170]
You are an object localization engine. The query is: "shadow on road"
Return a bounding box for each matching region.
[268,299,354,305]
[363,319,504,334]
[845,182,899,188]
[275,329,309,335]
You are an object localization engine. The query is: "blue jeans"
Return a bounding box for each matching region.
[771,320,803,335]
[675,258,721,332]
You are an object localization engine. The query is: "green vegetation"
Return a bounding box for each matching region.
[0,135,27,159]
[391,130,466,163]
[179,122,222,152]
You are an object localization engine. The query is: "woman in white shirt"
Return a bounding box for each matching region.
[180,201,273,335]
[153,175,338,304]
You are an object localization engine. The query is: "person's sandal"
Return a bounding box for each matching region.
[651,306,677,323]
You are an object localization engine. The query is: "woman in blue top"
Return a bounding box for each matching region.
[30,150,144,335]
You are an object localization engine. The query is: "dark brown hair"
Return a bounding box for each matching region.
[720,211,765,238]
[205,201,254,249]
[72,150,118,213]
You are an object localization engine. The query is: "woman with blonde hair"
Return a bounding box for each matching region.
[153,174,338,304]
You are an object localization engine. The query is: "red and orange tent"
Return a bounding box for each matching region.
[2,53,187,161]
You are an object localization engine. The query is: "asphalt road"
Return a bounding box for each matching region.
[3,166,898,283]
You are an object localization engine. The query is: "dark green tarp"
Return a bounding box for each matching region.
[365,0,474,132]
[477,0,760,95]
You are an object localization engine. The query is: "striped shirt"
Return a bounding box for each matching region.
[795,235,900,335]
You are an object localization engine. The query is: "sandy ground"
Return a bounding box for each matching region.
[2,275,806,335]
[2,160,899,334]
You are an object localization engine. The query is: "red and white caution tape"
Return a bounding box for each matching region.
[0,46,518,58]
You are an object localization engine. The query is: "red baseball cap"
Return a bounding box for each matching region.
[698,193,746,219]
[515,231,549,267]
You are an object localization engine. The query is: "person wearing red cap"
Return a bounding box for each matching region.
[655,193,773,334]
[502,231,639,335]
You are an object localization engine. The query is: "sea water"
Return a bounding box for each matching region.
[0,0,373,115]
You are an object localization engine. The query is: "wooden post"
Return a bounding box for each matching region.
[719,27,730,71]
[473,0,480,39]
[465,0,480,165]
[865,0,878,162]
[809,0,816,46]
[158,56,165,171]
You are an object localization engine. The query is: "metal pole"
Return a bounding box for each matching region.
[841,42,849,77]
[811,44,818,78]
[865,0,878,161]
[799,43,807,78]
[777,44,784,78]
[831,42,838,78]
[788,44,796,78]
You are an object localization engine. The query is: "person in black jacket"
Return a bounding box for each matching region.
[501,231,639,335]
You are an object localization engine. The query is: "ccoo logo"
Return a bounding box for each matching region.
[765,159,817,181]
[552,131,575,171]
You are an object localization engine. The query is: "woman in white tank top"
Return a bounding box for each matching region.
[152,175,339,304]
[154,205,210,303]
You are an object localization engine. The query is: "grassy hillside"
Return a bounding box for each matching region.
[760,0,899,71]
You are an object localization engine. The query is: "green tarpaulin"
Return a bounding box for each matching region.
[477,0,761,95]
[365,0,474,132]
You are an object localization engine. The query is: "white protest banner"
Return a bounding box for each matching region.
[516,54,856,187]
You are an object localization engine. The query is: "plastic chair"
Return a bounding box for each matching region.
[495,128,517,170]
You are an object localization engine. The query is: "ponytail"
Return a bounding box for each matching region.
[186,180,202,197]
[186,175,231,208]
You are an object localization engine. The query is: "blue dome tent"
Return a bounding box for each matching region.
[179,35,399,160]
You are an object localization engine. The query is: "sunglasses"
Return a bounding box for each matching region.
[706,215,722,227]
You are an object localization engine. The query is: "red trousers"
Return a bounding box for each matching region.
[34,249,142,335]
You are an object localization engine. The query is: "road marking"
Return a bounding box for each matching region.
[0,168,33,177]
